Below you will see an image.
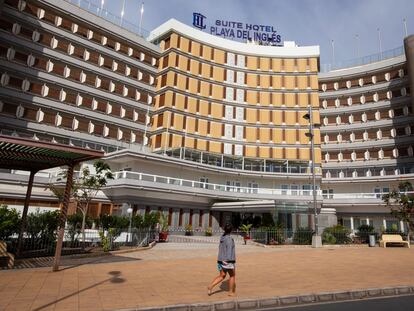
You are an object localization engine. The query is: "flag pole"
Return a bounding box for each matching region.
[139,2,144,36]
[377,28,382,58]
[120,0,126,26]
[403,18,408,38]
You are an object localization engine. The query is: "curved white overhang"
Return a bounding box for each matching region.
[104,149,322,181]
[319,55,406,80]
[148,19,320,58]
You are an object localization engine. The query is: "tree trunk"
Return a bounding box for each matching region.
[81,202,89,248]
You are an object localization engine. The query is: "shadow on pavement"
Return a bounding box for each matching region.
[31,271,125,311]
[14,253,141,270]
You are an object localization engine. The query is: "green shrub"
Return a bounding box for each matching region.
[26,209,60,243]
[205,227,213,236]
[356,224,376,243]
[0,205,20,240]
[66,213,92,242]
[158,212,169,232]
[185,224,193,236]
[239,224,252,236]
[99,230,111,252]
[322,232,336,244]
[293,227,314,245]
[142,212,159,228]
[98,214,129,241]
[384,224,400,234]
[322,225,352,244]
[131,214,143,228]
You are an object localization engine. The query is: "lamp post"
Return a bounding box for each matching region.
[303,105,322,247]
[127,207,133,244]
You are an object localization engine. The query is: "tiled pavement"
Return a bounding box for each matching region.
[1,243,414,311]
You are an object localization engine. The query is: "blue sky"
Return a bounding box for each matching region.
[94,0,413,65]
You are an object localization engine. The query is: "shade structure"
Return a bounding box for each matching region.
[0,135,104,171]
[0,135,103,271]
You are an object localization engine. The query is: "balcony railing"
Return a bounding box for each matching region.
[64,0,151,39]
[113,171,320,196]
[320,46,404,73]
[111,170,405,199]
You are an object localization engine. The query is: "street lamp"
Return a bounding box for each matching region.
[127,207,133,244]
[303,105,322,248]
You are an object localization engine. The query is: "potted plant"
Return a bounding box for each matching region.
[205,227,213,236]
[185,224,193,236]
[158,213,169,242]
[240,224,252,244]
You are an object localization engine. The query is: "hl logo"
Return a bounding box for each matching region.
[193,12,206,30]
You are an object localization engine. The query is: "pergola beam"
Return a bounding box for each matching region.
[16,170,37,257]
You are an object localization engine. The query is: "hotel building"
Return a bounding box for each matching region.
[0,0,413,233]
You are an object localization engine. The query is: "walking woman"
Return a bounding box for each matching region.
[208,223,236,296]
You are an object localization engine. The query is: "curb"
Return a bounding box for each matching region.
[114,285,414,311]
[247,240,370,248]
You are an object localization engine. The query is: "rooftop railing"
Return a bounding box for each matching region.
[64,0,151,39]
[320,46,405,73]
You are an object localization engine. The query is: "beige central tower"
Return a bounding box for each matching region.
[148,19,321,174]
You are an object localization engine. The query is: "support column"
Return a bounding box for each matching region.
[400,221,405,232]
[350,217,354,233]
[383,218,387,230]
[97,202,102,217]
[53,163,74,272]
[308,214,314,230]
[16,170,37,257]
[295,214,301,229]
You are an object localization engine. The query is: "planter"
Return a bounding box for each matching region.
[159,232,168,242]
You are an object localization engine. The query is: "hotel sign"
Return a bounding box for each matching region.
[192,12,282,46]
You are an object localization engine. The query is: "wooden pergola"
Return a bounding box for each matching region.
[0,135,103,271]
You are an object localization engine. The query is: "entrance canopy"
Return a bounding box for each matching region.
[0,135,103,171]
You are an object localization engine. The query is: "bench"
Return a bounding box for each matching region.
[379,234,410,248]
[0,241,14,269]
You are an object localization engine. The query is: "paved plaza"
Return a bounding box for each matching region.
[1,243,414,311]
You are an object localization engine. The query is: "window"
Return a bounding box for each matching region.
[281,184,289,195]
[302,184,311,196]
[199,177,208,189]
[322,189,334,199]
[248,182,258,194]
[374,187,381,199]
